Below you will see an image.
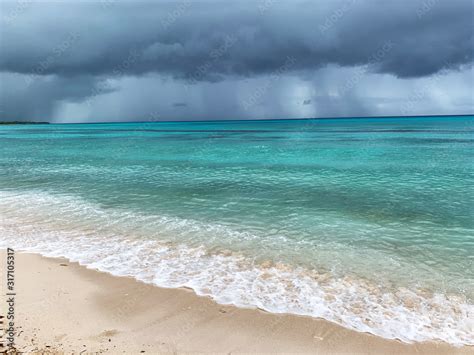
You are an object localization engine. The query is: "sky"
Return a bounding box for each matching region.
[0,0,473,123]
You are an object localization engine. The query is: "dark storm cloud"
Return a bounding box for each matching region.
[0,0,472,81]
[0,73,103,121]
[0,0,472,122]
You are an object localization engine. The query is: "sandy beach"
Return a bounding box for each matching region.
[0,250,470,354]
[1,0,473,352]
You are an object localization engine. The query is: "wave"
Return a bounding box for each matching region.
[0,189,472,346]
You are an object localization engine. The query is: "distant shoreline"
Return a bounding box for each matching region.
[0,121,49,125]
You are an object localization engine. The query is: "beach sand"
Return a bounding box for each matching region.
[0,250,471,354]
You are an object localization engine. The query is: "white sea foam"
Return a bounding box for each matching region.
[0,189,472,346]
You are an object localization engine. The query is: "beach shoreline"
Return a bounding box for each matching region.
[0,249,470,354]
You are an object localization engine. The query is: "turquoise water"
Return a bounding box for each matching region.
[0,116,473,344]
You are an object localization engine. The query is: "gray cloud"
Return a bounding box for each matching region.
[173,102,188,107]
[0,0,472,122]
[0,72,102,121]
[1,0,472,79]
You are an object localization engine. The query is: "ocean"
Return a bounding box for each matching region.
[0,116,472,345]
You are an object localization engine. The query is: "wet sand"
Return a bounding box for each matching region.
[0,250,471,354]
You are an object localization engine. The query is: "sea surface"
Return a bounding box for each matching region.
[0,116,473,345]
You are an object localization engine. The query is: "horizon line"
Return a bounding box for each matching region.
[1,113,473,125]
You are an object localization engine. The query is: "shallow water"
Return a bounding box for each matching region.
[0,116,473,345]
